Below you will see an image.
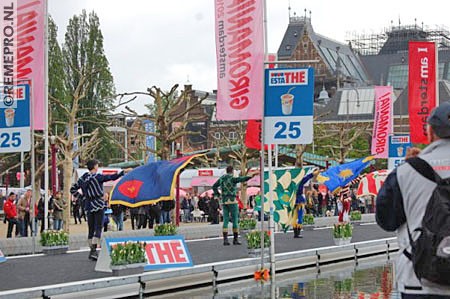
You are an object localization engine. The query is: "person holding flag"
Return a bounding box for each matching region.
[71,160,132,261]
[213,166,258,245]
[293,168,320,238]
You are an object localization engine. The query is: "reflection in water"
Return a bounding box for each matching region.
[277,263,396,299]
[148,258,400,299]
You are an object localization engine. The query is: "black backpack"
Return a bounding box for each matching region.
[405,157,450,286]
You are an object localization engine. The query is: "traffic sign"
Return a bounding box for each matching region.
[264,68,314,144]
[0,84,31,153]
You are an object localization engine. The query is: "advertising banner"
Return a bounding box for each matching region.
[264,68,314,144]
[96,236,193,272]
[0,0,45,130]
[388,135,412,170]
[0,84,30,153]
[408,41,437,144]
[143,120,156,163]
[214,0,264,120]
[371,86,393,158]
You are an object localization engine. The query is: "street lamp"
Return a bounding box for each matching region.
[175,143,182,226]
[106,126,128,162]
[50,135,57,196]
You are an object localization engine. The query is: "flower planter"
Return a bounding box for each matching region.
[333,237,352,246]
[111,263,146,276]
[248,247,270,258]
[42,245,69,255]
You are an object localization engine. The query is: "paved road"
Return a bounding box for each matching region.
[0,224,395,292]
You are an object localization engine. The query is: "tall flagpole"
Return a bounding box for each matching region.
[43,0,49,230]
[259,0,268,271]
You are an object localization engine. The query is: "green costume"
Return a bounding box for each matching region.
[213,173,251,245]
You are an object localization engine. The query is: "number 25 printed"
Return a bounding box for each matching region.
[274,121,301,139]
[0,132,22,148]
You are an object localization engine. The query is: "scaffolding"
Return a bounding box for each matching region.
[347,24,450,56]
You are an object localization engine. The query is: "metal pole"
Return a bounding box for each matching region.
[50,139,57,196]
[268,145,275,276]
[175,143,181,226]
[260,0,268,272]
[124,129,128,162]
[20,152,24,188]
[43,0,49,231]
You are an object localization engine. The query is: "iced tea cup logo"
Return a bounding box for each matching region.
[397,146,404,157]
[281,94,294,115]
[4,108,14,127]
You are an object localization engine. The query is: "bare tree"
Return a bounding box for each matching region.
[118,84,209,161]
[212,120,259,209]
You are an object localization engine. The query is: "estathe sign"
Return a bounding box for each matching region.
[95,236,193,272]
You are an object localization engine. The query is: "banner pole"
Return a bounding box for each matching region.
[43,0,49,231]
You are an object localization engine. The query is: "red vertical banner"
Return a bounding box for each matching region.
[245,119,263,150]
[408,41,437,144]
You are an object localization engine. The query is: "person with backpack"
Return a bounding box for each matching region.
[376,101,450,298]
[70,160,131,261]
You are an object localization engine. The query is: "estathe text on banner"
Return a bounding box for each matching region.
[214,0,264,120]
[408,41,437,144]
[371,86,393,158]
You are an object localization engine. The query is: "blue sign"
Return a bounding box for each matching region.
[0,84,30,153]
[388,135,412,158]
[388,135,412,170]
[264,68,314,144]
[143,120,156,163]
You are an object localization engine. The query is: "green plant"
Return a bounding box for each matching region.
[39,230,69,247]
[154,223,177,236]
[110,242,146,266]
[239,218,257,230]
[333,223,353,239]
[303,214,315,225]
[350,210,362,221]
[246,230,271,249]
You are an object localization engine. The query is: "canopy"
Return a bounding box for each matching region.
[190,176,219,187]
[357,169,390,197]
[246,186,260,196]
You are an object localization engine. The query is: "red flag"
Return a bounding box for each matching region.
[408,41,437,144]
[245,120,273,150]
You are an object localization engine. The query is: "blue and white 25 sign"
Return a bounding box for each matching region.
[0,85,31,153]
[264,68,314,144]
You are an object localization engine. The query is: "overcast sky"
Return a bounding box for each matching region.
[49,0,449,112]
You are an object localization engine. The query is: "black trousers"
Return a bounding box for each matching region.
[87,209,104,240]
[6,218,19,238]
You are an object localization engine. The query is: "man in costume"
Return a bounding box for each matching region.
[337,176,364,222]
[293,168,319,238]
[213,166,257,245]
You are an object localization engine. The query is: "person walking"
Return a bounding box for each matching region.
[4,192,20,238]
[208,196,220,225]
[111,203,124,231]
[159,199,174,224]
[212,166,257,245]
[72,194,82,224]
[17,189,33,236]
[70,159,131,261]
[52,191,67,230]
[376,102,450,298]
